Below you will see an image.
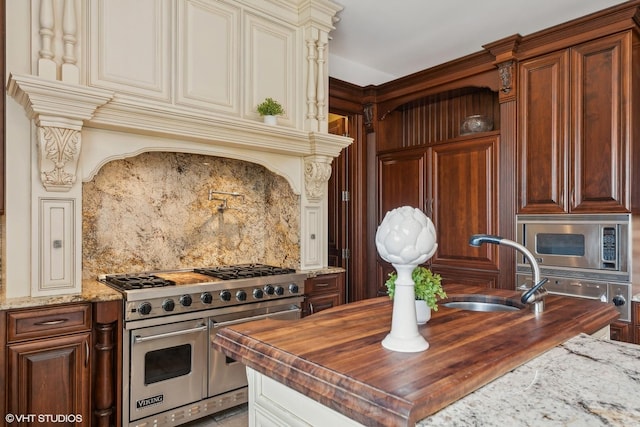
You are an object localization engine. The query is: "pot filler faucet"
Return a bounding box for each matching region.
[469,234,549,313]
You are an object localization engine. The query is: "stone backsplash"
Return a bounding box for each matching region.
[82,152,300,280]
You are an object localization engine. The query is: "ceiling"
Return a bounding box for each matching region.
[328,0,628,86]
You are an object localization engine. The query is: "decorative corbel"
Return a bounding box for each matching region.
[7,74,114,192]
[498,60,514,94]
[37,118,82,191]
[363,103,374,133]
[304,155,333,201]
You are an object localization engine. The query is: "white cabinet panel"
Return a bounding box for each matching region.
[244,12,296,126]
[247,368,362,426]
[36,199,77,295]
[176,0,240,113]
[88,0,171,100]
[302,205,322,268]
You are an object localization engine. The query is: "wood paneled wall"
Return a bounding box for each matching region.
[378,88,499,151]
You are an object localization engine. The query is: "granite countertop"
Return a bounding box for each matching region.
[213,284,620,426]
[421,333,640,426]
[301,266,345,277]
[0,279,122,311]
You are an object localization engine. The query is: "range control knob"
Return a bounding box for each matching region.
[274,286,284,296]
[180,295,193,307]
[138,302,152,316]
[220,290,232,302]
[162,299,175,312]
[253,288,264,299]
[236,290,247,301]
[612,295,626,307]
[264,285,275,295]
[289,283,300,294]
[201,292,213,304]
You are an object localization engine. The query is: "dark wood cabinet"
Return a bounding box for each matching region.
[1,300,122,427]
[376,149,427,293]
[518,32,634,214]
[303,272,345,316]
[610,320,631,343]
[377,148,426,219]
[429,136,499,278]
[5,303,92,424]
[375,134,500,293]
[8,333,91,421]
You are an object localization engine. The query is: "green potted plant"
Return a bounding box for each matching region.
[256,97,284,125]
[385,266,446,324]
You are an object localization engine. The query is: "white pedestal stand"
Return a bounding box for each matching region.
[375,205,438,353]
[381,264,429,352]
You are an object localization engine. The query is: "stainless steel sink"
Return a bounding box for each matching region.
[442,296,524,312]
[442,301,521,312]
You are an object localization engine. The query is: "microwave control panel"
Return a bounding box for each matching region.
[601,226,617,267]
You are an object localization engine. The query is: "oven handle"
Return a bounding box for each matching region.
[133,324,207,344]
[212,307,300,328]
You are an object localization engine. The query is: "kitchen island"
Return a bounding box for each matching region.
[212,284,627,426]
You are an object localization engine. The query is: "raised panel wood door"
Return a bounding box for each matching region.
[7,333,91,424]
[429,136,498,271]
[376,149,426,294]
[570,33,630,213]
[518,50,569,213]
[377,148,426,219]
[518,32,632,214]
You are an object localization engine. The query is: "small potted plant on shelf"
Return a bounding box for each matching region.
[256,97,284,125]
[385,266,446,324]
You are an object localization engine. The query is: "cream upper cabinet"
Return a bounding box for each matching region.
[86,0,323,130]
[88,0,172,101]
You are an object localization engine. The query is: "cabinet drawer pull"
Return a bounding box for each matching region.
[315,283,330,287]
[34,318,68,326]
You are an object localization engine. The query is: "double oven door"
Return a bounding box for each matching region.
[124,298,303,425]
[209,301,302,396]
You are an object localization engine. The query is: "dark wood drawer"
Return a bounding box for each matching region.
[7,303,92,342]
[305,274,341,295]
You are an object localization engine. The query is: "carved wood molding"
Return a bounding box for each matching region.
[304,155,333,200]
[6,74,113,191]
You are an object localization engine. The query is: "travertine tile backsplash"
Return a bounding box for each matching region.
[82,152,300,279]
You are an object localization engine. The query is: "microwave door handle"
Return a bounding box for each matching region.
[133,324,207,344]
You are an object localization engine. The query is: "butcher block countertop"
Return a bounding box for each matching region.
[212,284,620,426]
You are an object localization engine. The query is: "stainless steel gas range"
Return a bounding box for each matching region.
[101,264,306,427]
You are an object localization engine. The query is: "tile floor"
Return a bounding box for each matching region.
[182,404,248,427]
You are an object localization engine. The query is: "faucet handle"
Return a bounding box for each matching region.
[521,277,549,304]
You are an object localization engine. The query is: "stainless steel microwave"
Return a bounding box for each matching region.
[516,214,630,274]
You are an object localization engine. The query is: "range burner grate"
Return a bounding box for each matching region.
[105,274,176,290]
[194,263,296,280]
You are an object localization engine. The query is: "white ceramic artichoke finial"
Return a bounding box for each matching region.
[375,206,437,265]
[375,206,438,353]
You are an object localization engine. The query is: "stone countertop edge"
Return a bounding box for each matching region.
[0,280,122,311]
[419,333,640,427]
[301,266,345,278]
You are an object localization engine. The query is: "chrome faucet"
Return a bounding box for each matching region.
[469,234,548,313]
